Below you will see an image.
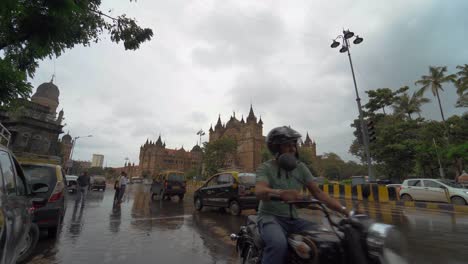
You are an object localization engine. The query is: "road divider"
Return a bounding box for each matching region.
[317,184,468,212]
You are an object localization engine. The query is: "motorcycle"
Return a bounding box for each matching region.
[230,197,408,264]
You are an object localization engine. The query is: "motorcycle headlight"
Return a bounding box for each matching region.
[367,223,408,264]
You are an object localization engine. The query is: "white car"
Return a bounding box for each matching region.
[400,178,468,205]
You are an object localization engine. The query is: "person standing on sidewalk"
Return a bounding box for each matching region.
[77,171,91,204]
[117,172,128,204]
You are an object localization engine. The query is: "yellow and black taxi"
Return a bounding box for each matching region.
[194,171,257,216]
[151,170,187,201]
[19,159,66,238]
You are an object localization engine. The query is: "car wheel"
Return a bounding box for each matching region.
[229,200,241,216]
[400,194,413,201]
[48,215,62,238]
[17,223,39,263]
[451,196,466,205]
[195,197,203,211]
[178,194,184,201]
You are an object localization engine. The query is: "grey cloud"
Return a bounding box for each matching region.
[29,0,468,166]
[192,4,286,68]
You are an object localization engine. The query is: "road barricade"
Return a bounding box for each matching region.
[317,183,399,202]
[316,183,468,212]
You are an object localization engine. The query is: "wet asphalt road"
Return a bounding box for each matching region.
[28,184,468,264]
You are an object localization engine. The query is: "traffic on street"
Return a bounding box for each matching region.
[25,184,468,264]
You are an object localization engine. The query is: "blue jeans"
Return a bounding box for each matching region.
[258,216,316,264]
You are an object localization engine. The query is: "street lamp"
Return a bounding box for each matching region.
[67,134,93,173]
[196,129,205,146]
[330,29,374,180]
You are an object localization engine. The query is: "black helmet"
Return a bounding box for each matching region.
[266,126,302,155]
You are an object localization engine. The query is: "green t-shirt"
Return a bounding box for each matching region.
[256,159,315,220]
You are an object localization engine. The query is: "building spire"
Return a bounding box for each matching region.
[304,132,313,146]
[156,134,163,147]
[246,104,257,123]
[215,114,223,129]
[258,115,263,125]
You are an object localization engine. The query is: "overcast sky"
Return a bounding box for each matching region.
[30,0,467,167]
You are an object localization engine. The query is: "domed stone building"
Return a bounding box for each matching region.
[208,105,317,172]
[0,79,65,157]
[138,135,203,177]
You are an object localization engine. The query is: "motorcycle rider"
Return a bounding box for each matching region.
[255,126,349,264]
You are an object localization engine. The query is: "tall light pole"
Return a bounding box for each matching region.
[196,129,205,146]
[67,134,93,174]
[196,129,205,180]
[330,29,375,180]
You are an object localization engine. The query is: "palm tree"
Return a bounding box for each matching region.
[456,64,468,89]
[393,91,430,119]
[454,78,468,107]
[455,64,468,107]
[415,66,457,123]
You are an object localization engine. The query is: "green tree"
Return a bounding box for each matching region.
[415,66,457,123]
[202,137,237,177]
[369,115,420,182]
[454,64,468,107]
[364,87,408,115]
[364,88,396,115]
[0,0,153,107]
[392,90,430,119]
[456,64,468,91]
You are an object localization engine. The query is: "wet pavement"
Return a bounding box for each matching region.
[29,184,468,264]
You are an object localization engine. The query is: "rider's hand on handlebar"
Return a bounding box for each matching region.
[278,190,303,202]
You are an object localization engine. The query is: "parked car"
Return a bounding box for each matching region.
[400,178,468,205]
[90,175,106,191]
[151,170,187,201]
[0,145,46,264]
[21,162,67,237]
[65,175,78,193]
[130,176,143,184]
[194,171,258,216]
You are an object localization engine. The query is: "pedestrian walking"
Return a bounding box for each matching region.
[113,176,120,205]
[117,172,128,204]
[76,171,91,204]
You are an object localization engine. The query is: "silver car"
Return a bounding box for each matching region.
[400,178,468,205]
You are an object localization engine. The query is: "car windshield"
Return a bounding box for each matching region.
[22,164,56,186]
[168,173,184,181]
[238,173,256,185]
[440,180,464,189]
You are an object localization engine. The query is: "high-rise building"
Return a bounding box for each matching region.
[91,154,104,168]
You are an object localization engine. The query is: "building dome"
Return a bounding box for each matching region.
[62,133,72,143]
[191,145,202,152]
[32,82,60,102]
[31,81,60,113]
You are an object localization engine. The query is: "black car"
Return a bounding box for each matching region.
[0,146,46,263]
[21,162,67,238]
[194,171,258,216]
